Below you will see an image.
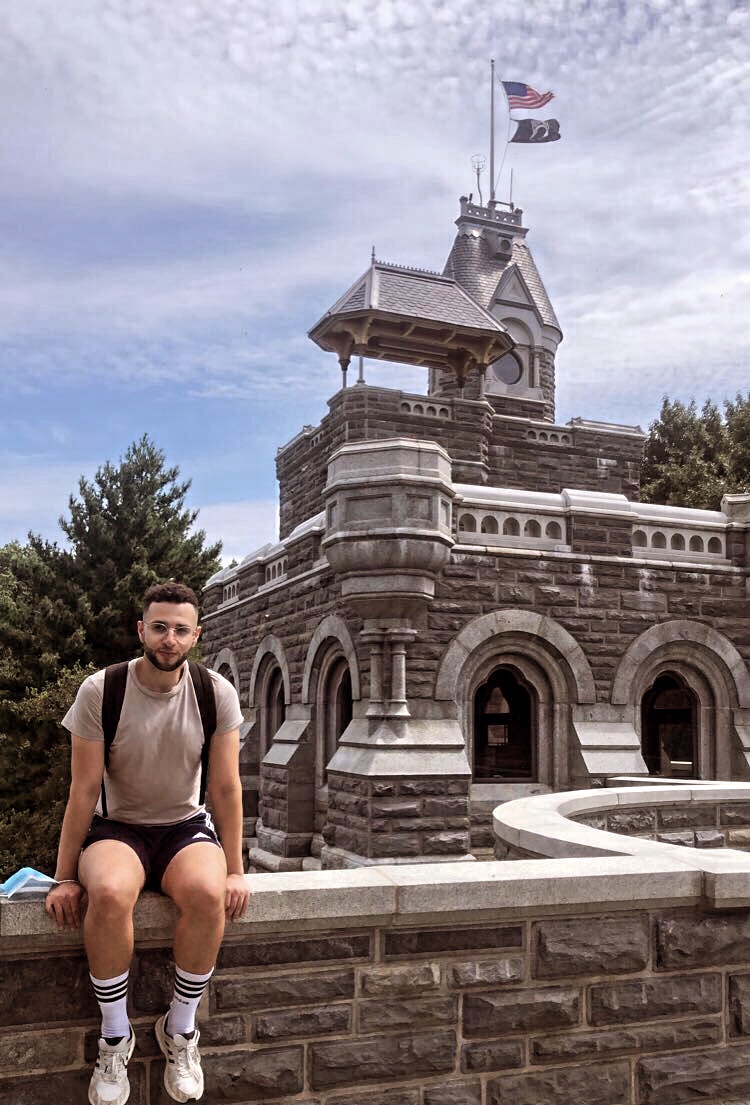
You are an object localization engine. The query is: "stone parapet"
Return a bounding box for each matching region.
[9,834,750,1103]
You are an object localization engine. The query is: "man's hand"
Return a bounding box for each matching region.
[225,872,250,922]
[45,881,86,929]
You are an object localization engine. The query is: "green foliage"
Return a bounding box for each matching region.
[0,436,222,876]
[60,434,222,667]
[640,394,750,509]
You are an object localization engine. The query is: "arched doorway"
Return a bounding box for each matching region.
[641,672,697,777]
[474,666,536,780]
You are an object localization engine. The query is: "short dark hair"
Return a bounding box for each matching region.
[142,582,199,615]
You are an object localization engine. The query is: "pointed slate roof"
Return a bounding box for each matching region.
[308,260,514,379]
[443,202,561,333]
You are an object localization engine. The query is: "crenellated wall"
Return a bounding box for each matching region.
[7,794,750,1105]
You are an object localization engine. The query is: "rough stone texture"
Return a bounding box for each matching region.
[638,1042,750,1104]
[463,987,580,1036]
[12,895,750,1103]
[185,1046,304,1103]
[423,1080,482,1105]
[213,968,355,1013]
[448,957,525,988]
[460,1039,526,1073]
[254,1003,351,1041]
[589,973,722,1026]
[486,1061,630,1105]
[309,1030,456,1091]
[657,911,750,969]
[530,1017,723,1060]
[385,925,523,958]
[533,915,649,978]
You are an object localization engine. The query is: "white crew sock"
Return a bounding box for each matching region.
[166,965,214,1037]
[90,969,130,1041]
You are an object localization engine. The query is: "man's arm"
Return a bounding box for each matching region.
[206,727,250,922]
[45,735,104,929]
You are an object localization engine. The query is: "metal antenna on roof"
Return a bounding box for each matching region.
[471,154,485,207]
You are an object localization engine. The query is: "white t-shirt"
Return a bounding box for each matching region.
[62,659,244,825]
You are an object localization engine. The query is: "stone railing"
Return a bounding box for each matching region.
[7,794,750,1105]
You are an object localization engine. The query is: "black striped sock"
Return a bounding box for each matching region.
[90,970,130,1039]
[166,965,213,1037]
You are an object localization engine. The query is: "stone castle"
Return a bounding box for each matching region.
[200,194,750,872]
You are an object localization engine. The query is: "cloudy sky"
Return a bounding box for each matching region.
[2,0,748,561]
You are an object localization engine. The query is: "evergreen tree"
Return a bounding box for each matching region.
[0,437,222,875]
[58,434,222,666]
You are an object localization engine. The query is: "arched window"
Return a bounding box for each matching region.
[323,662,352,777]
[474,667,535,781]
[641,672,697,778]
[259,664,286,758]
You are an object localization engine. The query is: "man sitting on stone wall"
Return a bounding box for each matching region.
[45,581,250,1105]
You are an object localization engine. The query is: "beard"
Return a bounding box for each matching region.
[142,643,192,672]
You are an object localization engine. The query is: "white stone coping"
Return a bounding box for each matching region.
[1,853,703,943]
[492,781,750,909]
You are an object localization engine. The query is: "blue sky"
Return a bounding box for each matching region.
[2,0,749,561]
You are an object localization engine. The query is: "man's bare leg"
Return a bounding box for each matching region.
[161,842,228,973]
[78,840,145,978]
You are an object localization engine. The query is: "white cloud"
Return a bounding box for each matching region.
[195,499,279,564]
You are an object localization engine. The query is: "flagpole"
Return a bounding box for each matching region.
[495,77,513,199]
[489,59,495,203]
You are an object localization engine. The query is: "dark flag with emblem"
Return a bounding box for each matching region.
[510,118,561,144]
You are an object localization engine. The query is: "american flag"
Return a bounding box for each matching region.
[502,81,554,111]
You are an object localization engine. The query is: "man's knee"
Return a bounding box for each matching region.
[86,878,140,920]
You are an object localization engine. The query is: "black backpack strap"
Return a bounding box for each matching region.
[189,661,217,805]
[100,661,130,817]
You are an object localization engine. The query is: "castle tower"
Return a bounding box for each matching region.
[436,196,562,420]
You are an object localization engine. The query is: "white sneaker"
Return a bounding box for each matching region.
[155,1014,204,1102]
[88,1029,135,1105]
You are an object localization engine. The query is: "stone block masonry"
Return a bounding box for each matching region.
[6,847,750,1104]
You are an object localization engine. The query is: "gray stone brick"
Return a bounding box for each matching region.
[217,932,371,970]
[358,995,456,1032]
[448,957,525,989]
[385,925,522,957]
[254,1002,351,1040]
[487,1060,630,1105]
[460,1039,526,1072]
[0,954,97,1027]
[359,963,440,997]
[179,1045,304,1103]
[423,1080,482,1105]
[657,912,750,968]
[530,1016,722,1060]
[0,1027,80,1072]
[463,986,579,1036]
[533,915,649,978]
[213,968,355,1012]
[590,973,722,1025]
[309,1029,456,1090]
[638,1042,750,1104]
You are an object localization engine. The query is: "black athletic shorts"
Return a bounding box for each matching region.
[81,810,222,891]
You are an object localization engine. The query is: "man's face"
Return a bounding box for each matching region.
[137,601,201,672]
